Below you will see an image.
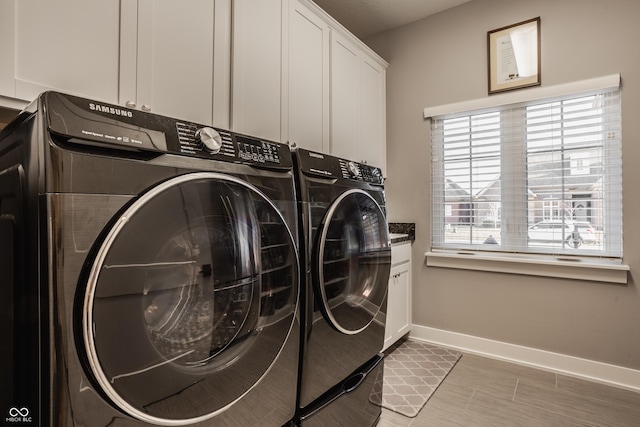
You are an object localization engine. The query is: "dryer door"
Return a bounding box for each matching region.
[314,189,391,335]
[81,172,298,426]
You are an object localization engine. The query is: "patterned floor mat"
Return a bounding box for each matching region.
[381,340,462,417]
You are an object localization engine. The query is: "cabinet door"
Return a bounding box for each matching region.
[330,32,387,173]
[384,261,411,351]
[286,0,330,153]
[0,0,120,103]
[232,0,282,141]
[121,0,231,126]
[330,33,360,162]
[359,57,387,171]
[383,265,397,350]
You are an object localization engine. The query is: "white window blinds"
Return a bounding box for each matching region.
[430,86,622,259]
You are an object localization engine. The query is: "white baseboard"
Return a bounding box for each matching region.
[409,324,640,392]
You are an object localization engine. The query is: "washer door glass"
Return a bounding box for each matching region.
[315,189,391,335]
[81,172,298,425]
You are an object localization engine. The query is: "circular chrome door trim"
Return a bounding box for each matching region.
[316,188,389,335]
[82,171,299,426]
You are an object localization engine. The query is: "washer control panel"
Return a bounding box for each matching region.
[44,91,293,169]
[174,122,288,167]
[176,123,235,157]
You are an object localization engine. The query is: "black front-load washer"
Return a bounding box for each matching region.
[0,92,300,426]
[292,148,391,426]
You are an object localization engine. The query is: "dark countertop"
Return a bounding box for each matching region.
[389,222,415,244]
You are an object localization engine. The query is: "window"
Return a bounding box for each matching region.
[543,200,561,221]
[430,88,622,259]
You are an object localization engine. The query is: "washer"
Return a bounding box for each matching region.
[0,91,300,426]
[292,148,391,426]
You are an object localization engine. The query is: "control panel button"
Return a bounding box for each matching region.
[236,136,282,165]
[196,127,223,154]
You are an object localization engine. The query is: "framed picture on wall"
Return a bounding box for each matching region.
[488,17,541,94]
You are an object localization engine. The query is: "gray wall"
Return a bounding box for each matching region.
[366,0,640,370]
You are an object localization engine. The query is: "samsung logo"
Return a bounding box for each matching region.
[89,103,133,118]
[309,152,324,159]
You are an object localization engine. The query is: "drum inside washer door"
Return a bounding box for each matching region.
[79,172,299,426]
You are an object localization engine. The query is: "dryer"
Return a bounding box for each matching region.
[292,148,391,426]
[0,92,300,426]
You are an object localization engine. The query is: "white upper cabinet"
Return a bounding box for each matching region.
[358,55,387,171]
[330,33,360,162]
[330,32,387,173]
[119,0,231,127]
[285,0,330,153]
[231,0,283,141]
[0,0,121,103]
[287,0,387,172]
[0,0,231,125]
[0,0,384,161]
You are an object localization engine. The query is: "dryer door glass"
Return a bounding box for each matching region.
[81,172,298,426]
[316,189,391,335]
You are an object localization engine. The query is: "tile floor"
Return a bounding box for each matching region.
[378,350,640,426]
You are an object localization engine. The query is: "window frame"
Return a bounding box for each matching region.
[423,75,628,283]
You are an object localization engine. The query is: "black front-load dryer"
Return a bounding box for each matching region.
[292,148,391,426]
[0,92,299,426]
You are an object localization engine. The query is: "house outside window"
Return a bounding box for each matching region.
[430,87,622,259]
[542,200,561,221]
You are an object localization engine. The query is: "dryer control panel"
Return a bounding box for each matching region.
[44,91,292,169]
[295,148,383,185]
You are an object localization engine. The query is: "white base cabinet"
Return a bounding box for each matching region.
[384,242,412,351]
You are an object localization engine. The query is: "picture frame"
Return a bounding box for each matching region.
[488,17,541,94]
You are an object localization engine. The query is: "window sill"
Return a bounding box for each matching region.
[425,251,629,284]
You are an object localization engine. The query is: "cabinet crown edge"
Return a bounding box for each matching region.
[297,0,389,68]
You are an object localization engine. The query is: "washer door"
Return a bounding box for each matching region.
[81,172,298,425]
[314,189,391,335]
